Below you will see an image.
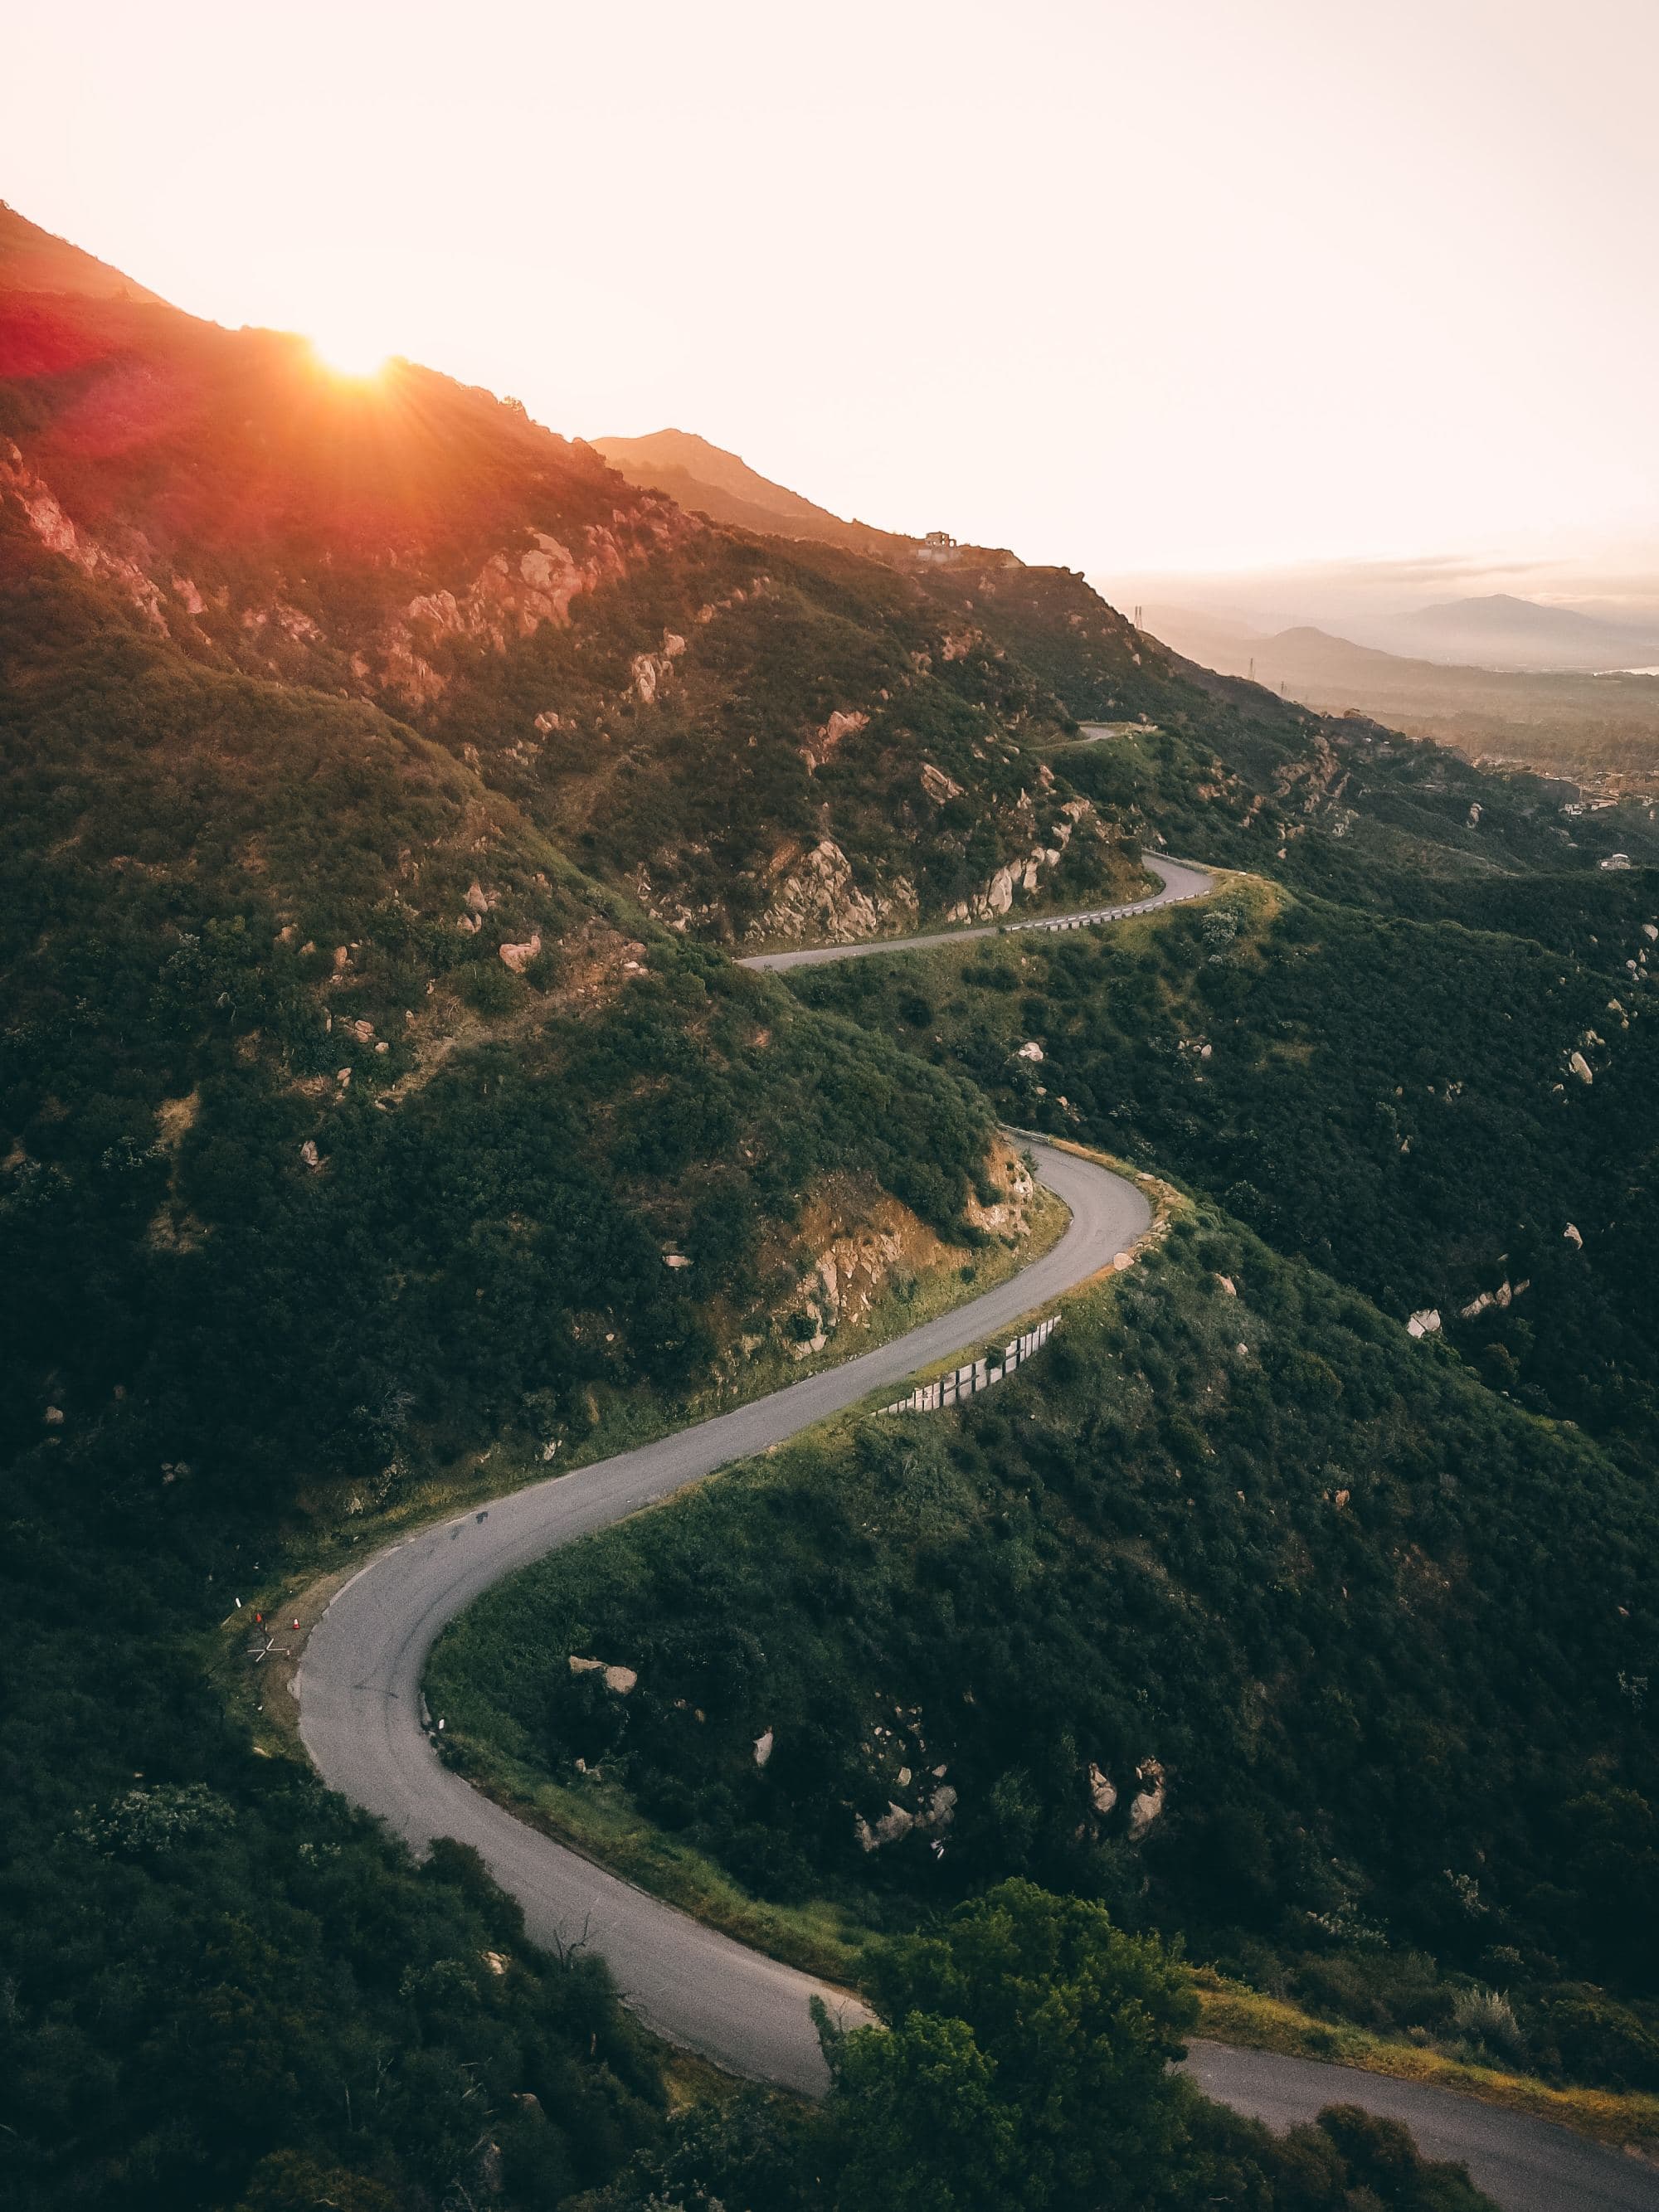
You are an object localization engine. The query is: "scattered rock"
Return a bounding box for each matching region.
[1127,1758,1166,1840]
[753,1728,774,1768]
[1407,1309,1441,1339]
[1459,1276,1529,1320]
[630,632,686,704]
[1015,1039,1044,1062]
[568,1655,637,1694]
[919,761,966,805]
[801,707,868,771]
[1087,1762,1117,1815]
[299,1139,322,1170]
[499,933,542,975]
[1564,1222,1584,1249]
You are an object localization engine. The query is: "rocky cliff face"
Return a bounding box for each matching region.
[747,838,919,947]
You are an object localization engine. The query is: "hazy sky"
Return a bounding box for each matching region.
[10,0,1657,594]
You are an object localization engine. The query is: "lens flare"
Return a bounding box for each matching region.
[309,328,389,382]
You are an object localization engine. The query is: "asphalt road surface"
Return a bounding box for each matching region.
[740,853,1212,970]
[1185,2042,1659,2212]
[300,1134,1151,2093]
[299,860,1659,2205]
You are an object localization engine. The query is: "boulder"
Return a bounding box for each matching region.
[1087,1762,1117,1815]
[499,933,542,975]
[567,1655,637,1694]
[1127,1758,1166,1840]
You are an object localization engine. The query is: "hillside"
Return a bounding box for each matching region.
[0,196,168,304]
[591,427,912,555]
[3,202,1654,2210]
[0,214,1087,2212]
[788,869,1659,1473]
[1142,610,1659,795]
[435,1205,1659,2097]
[0,207,1152,950]
[1405,593,1659,673]
[596,428,1659,878]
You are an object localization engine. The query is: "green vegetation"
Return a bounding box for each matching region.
[0,530,1007,1512]
[0,1476,664,2210]
[7,205,1658,2204]
[1193,1972,1659,2148]
[431,529,1148,944]
[435,1212,1659,2106]
[0,514,1009,2208]
[789,869,1659,1471]
[594,1883,1498,2210]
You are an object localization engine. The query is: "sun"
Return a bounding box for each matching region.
[308,328,391,382]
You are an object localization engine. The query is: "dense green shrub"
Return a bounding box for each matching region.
[436,1218,1659,2078]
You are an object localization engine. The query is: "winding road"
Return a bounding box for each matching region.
[742,852,1212,970]
[297,854,1659,2208]
[299,1135,1148,2090]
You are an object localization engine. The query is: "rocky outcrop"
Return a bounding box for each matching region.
[855,1777,956,1852]
[381,508,697,703]
[919,761,965,805]
[568,1655,637,1694]
[1087,1762,1117,1815]
[801,707,868,771]
[1126,1758,1166,1840]
[498,933,542,975]
[747,839,917,947]
[942,797,1112,924]
[2,440,172,633]
[630,629,687,704]
[779,1145,1034,1359]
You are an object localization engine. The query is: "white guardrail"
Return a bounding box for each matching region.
[883,1314,1060,1414]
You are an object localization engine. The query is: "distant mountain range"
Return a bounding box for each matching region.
[1146,591,1659,678]
[1142,606,1659,788]
[1401,591,1659,672]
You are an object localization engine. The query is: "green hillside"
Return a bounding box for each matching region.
[786,871,1659,1472]
[435,1207,1659,2101]
[2,202,1650,2211]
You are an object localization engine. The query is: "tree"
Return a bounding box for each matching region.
[830,1879,1199,2210]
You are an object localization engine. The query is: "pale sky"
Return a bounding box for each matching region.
[9,0,1657,591]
